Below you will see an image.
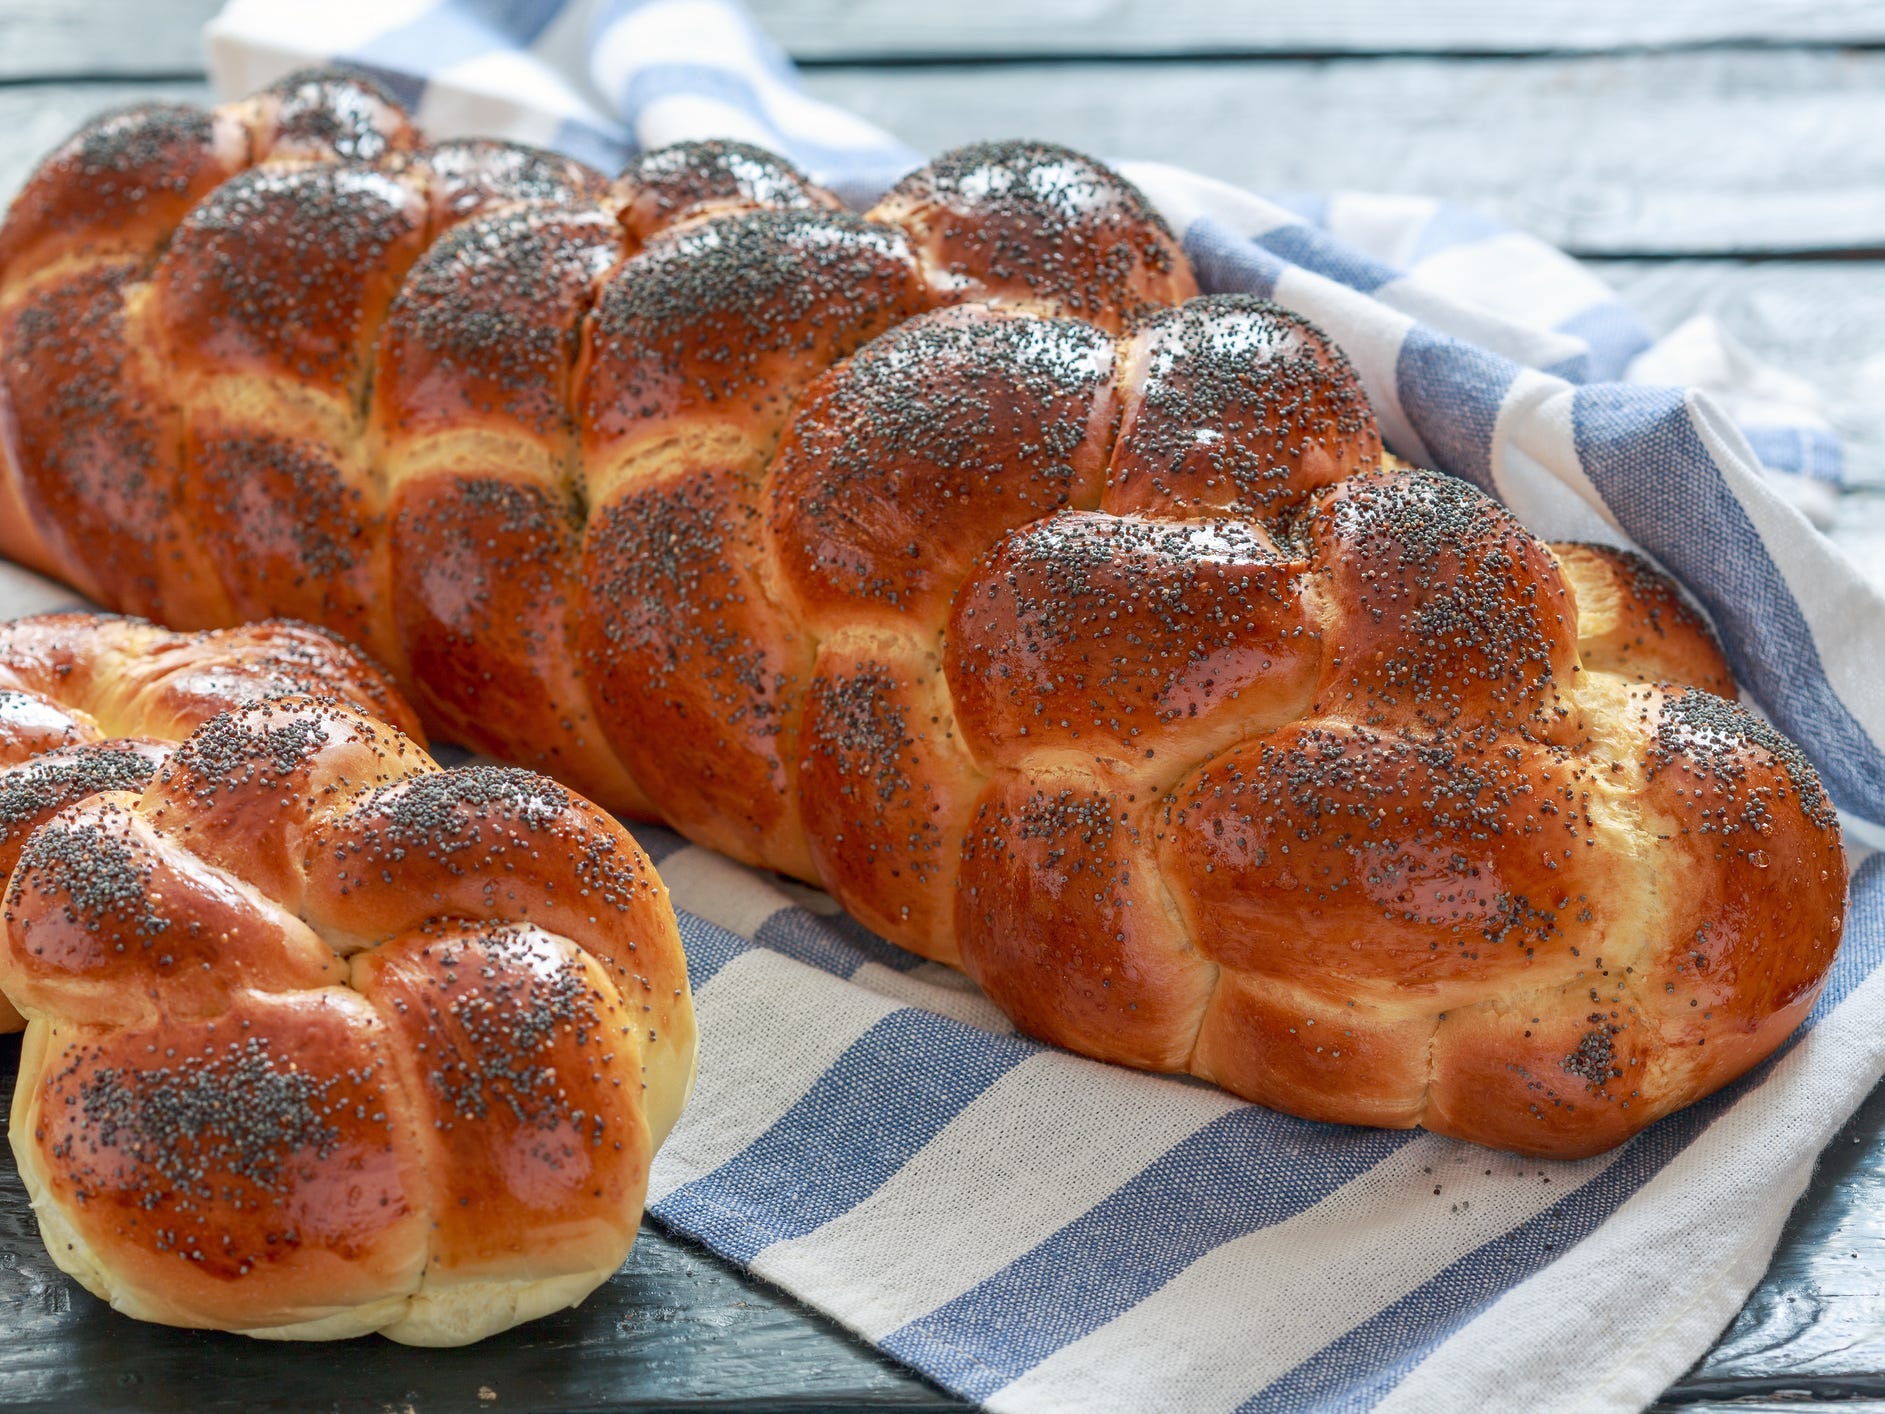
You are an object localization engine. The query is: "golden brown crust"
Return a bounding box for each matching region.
[416,139,610,227]
[798,637,982,962]
[1305,468,1581,735]
[0,614,420,742]
[148,161,429,668]
[0,688,100,762]
[612,140,841,246]
[0,733,171,1033]
[391,475,650,809]
[1189,976,1434,1132]
[767,305,1117,635]
[946,511,1319,781]
[374,204,649,810]
[5,792,344,1025]
[236,68,419,166]
[1106,296,1382,516]
[0,259,225,623]
[0,97,251,622]
[577,208,927,461]
[1554,541,1736,696]
[155,164,428,396]
[378,205,623,444]
[0,740,169,877]
[956,772,1214,1070]
[182,427,396,657]
[581,462,816,875]
[354,923,650,1290]
[140,695,426,909]
[20,991,432,1329]
[1161,724,1612,1004]
[0,639,694,1341]
[0,613,421,1038]
[0,102,248,286]
[869,140,1196,331]
[1627,684,1844,1074]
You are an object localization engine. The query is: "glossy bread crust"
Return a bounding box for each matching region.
[0,74,1845,1158]
[0,610,417,1034]
[0,614,694,1343]
[870,140,1197,330]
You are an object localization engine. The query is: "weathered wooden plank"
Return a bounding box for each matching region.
[753,0,1885,61]
[0,0,217,81]
[7,0,1885,83]
[802,48,1885,257]
[9,53,1885,260]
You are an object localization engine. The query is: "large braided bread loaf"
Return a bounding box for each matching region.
[0,614,694,1341]
[0,71,1846,1156]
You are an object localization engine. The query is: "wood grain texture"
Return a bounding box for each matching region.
[801,49,1885,257]
[8,58,1885,259]
[0,0,216,79]
[8,0,1885,80]
[751,0,1885,60]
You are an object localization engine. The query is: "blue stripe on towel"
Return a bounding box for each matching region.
[654,1009,1035,1262]
[1574,384,1885,821]
[883,1111,1417,1400]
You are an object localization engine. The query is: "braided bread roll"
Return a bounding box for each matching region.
[0,614,694,1341]
[0,613,420,1031]
[0,72,1845,1156]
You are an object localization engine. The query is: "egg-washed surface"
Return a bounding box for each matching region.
[0,69,1845,1156]
[0,613,694,1343]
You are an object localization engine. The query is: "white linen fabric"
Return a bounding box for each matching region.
[4,2,1881,1408]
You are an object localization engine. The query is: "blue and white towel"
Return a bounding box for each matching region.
[5,1,1884,1408]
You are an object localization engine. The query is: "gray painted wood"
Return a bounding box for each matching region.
[801,48,1885,257]
[1654,1081,1885,1410]
[0,0,217,80]
[10,53,1885,258]
[9,0,1885,77]
[749,0,1885,59]
[10,34,1885,259]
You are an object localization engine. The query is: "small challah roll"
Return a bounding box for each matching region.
[0,615,694,1342]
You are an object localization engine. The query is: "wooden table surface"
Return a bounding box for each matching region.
[1,2,1882,1410]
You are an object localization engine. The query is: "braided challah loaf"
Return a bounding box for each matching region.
[0,71,1845,1156]
[0,614,694,1341]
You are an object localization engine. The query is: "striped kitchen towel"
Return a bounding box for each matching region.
[9,0,1885,1409]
